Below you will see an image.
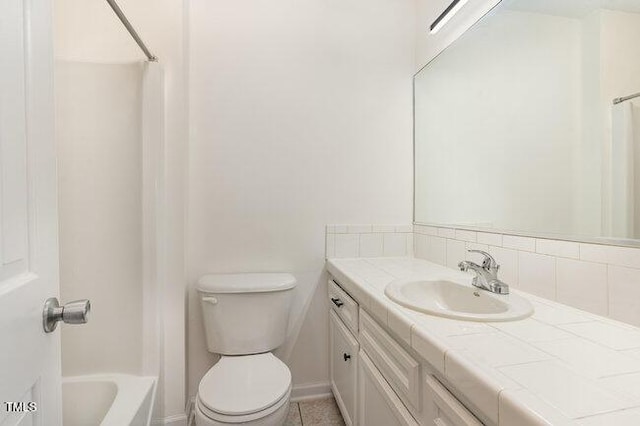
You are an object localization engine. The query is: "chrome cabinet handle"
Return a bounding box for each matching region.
[331,298,344,307]
[43,298,91,333]
[343,353,351,362]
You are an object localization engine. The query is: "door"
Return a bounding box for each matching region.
[330,310,358,426]
[358,351,418,426]
[0,0,61,425]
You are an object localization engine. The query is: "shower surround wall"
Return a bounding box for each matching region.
[56,61,144,375]
[54,0,188,423]
[187,0,415,402]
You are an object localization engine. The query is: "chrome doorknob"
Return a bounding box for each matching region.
[43,298,91,333]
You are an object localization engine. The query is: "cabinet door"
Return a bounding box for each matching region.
[358,350,419,426]
[330,310,359,426]
[425,376,482,426]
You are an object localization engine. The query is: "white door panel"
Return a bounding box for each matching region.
[0,0,61,424]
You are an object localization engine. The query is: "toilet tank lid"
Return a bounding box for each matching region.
[197,273,297,293]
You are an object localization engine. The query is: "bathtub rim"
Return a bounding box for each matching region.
[62,373,157,426]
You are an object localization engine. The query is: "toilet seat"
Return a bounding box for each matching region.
[196,386,291,424]
[197,353,292,422]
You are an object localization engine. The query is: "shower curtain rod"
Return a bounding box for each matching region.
[105,0,158,62]
[613,91,640,105]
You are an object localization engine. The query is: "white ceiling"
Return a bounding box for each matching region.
[502,0,640,18]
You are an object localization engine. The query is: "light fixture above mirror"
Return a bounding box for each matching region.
[430,0,471,34]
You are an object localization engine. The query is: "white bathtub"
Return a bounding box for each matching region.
[62,374,156,426]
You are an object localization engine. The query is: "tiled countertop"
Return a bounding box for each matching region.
[326,257,640,426]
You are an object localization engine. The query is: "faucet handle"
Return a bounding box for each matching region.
[467,250,499,272]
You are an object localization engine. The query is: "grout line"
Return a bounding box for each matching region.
[297,401,303,425]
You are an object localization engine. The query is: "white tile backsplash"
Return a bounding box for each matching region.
[536,238,580,259]
[437,227,456,239]
[333,224,349,233]
[414,233,428,259]
[327,224,640,329]
[383,233,408,256]
[414,224,439,236]
[446,239,466,270]
[334,233,359,258]
[556,259,608,316]
[503,235,536,252]
[428,236,447,265]
[455,229,477,242]
[465,241,489,255]
[580,243,640,268]
[488,246,519,285]
[347,224,372,233]
[517,251,556,300]
[608,265,640,327]
[325,233,335,258]
[477,231,503,246]
[372,224,396,233]
[395,224,413,233]
[327,224,411,259]
[358,233,383,257]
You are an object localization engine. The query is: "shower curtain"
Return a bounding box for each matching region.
[610,100,640,238]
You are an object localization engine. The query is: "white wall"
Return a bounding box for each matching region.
[187,0,415,400]
[54,0,187,423]
[56,61,143,376]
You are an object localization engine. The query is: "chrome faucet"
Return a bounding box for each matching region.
[458,250,509,295]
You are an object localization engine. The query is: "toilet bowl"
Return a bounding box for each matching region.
[195,353,292,425]
[195,273,296,426]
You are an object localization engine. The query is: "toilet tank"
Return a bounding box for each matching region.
[197,273,297,355]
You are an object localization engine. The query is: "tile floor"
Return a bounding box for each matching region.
[285,397,345,425]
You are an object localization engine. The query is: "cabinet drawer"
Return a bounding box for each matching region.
[359,309,421,414]
[328,280,358,334]
[330,310,359,426]
[358,350,419,426]
[426,375,482,426]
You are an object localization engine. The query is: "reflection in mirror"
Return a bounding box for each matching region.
[414,0,640,241]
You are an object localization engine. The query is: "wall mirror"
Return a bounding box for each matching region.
[414,0,640,244]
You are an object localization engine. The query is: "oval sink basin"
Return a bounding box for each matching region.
[384,279,533,322]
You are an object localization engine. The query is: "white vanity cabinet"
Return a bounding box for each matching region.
[328,278,483,426]
[330,309,359,426]
[358,350,419,426]
[425,375,483,426]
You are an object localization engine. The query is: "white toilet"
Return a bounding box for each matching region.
[195,273,297,426]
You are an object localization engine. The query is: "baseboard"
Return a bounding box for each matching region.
[290,381,332,402]
[151,413,188,426]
